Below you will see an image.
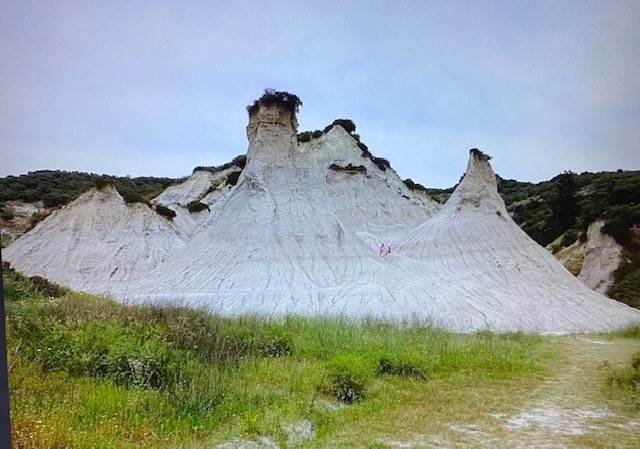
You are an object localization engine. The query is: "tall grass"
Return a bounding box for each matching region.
[4,269,546,448]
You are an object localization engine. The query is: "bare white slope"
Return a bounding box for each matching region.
[151,167,242,235]
[394,150,640,333]
[4,185,187,295]
[124,102,435,318]
[578,221,623,293]
[153,170,217,206]
[554,220,623,294]
[298,126,439,241]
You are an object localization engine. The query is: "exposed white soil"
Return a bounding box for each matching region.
[298,126,439,241]
[216,437,279,449]
[4,185,187,295]
[393,152,639,332]
[124,103,434,322]
[151,166,243,235]
[554,221,623,294]
[577,221,623,293]
[281,420,316,447]
[5,101,640,333]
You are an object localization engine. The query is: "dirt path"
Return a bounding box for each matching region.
[380,337,640,448]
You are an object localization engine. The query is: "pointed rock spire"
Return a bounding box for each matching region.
[445,148,506,215]
[245,90,301,167]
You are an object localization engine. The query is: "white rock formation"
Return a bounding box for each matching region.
[555,221,623,294]
[4,184,187,295]
[393,150,640,332]
[151,163,244,235]
[124,100,429,318]
[153,170,216,207]
[5,93,639,333]
[298,125,439,241]
[578,221,623,293]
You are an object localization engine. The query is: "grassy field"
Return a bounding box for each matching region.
[4,268,639,448]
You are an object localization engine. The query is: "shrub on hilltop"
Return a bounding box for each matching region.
[247,89,302,118]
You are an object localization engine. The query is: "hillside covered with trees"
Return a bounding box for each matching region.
[0,170,178,209]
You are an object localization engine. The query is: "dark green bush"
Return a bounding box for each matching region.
[329,164,367,174]
[470,148,491,161]
[559,228,580,248]
[323,354,371,403]
[326,119,356,134]
[247,89,302,118]
[0,207,14,220]
[631,353,640,370]
[187,201,210,213]
[608,262,640,308]
[377,357,427,380]
[116,186,147,204]
[371,157,390,171]
[258,334,293,358]
[603,204,640,246]
[29,276,65,297]
[226,171,242,186]
[606,351,640,408]
[29,212,45,227]
[93,176,115,190]
[154,204,176,220]
[403,178,428,192]
[2,265,32,302]
[193,155,247,175]
[0,170,176,209]
[90,337,190,389]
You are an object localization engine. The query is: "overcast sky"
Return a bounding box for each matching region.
[1,1,639,187]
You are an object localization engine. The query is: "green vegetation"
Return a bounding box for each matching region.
[322,354,371,403]
[0,206,15,220]
[226,171,242,186]
[296,118,391,171]
[324,118,356,134]
[608,250,640,308]
[154,205,177,221]
[247,89,302,118]
[328,163,367,174]
[606,346,640,408]
[402,178,429,193]
[0,170,177,208]
[186,201,210,213]
[193,155,247,175]
[5,268,547,449]
[296,130,323,142]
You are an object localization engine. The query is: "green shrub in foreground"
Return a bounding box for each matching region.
[323,353,372,403]
[28,275,66,297]
[606,351,640,408]
[377,354,428,380]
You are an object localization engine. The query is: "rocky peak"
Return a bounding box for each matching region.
[245,91,301,165]
[445,148,506,214]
